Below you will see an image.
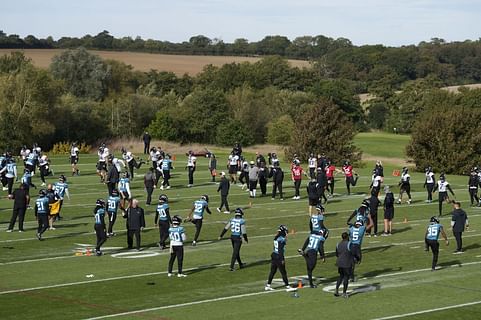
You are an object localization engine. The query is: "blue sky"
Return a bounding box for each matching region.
[2,0,479,46]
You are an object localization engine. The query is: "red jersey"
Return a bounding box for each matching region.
[291,166,304,180]
[342,165,353,177]
[325,165,336,178]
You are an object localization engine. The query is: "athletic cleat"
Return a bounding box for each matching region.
[286,286,297,292]
[167,273,173,277]
[37,233,42,240]
[96,250,103,256]
[192,241,196,246]
[166,186,171,190]
[223,211,230,214]
[177,273,187,278]
[6,229,13,233]
[264,285,274,291]
[216,207,221,213]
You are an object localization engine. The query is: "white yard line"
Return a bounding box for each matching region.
[370,300,481,320]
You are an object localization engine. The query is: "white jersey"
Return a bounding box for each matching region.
[229,154,239,166]
[99,148,109,162]
[123,152,133,163]
[112,158,125,172]
[308,157,317,168]
[150,150,160,162]
[71,146,79,157]
[187,155,196,167]
[437,180,449,192]
[39,155,48,167]
[372,175,382,188]
[426,172,435,184]
[401,173,410,183]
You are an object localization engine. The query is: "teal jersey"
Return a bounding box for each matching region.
[26,153,36,166]
[161,159,172,171]
[426,223,443,241]
[21,172,32,185]
[107,196,121,213]
[94,207,106,225]
[306,233,326,251]
[35,197,49,215]
[6,162,16,176]
[273,236,286,255]
[54,182,68,199]
[229,217,245,237]
[355,208,369,225]
[169,226,185,245]
[349,225,366,245]
[192,199,208,219]
[119,177,129,192]
[310,215,324,233]
[156,203,170,221]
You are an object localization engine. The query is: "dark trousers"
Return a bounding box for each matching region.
[239,171,248,185]
[304,250,318,286]
[469,188,479,205]
[155,170,163,185]
[309,168,316,179]
[453,231,463,251]
[158,220,170,247]
[230,237,243,269]
[219,195,229,211]
[128,159,141,179]
[95,224,107,251]
[350,244,361,279]
[426,183,434,201]
[319,187,328,203]
[127,229,141,249]
[40,166,49,183]
[144,143,150,154]
[107,182,116,196]
[168,246,184,273]
[426,239,440,269]
[192,219,203,242]
[146,186,154,205]
[294,179,301,197]
[188,167,195,185]
[9,207,26,231]
[327,178,335,195]
[249,179,257,191]
[336,267,352,294]
[7,177,14,194]
[107,212,117,234]
[438,192,448,216]
[272,181,283,199]
[345,176,358,194]
[267,253,289,286]
[368,213,378,235]
[162,170,171,187]
[1,173,6,187]
[259,178,267,196]
[37,214,49,235]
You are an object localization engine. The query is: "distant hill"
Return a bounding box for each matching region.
[0,49,311,76]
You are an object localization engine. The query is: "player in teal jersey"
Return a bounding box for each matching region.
[298,229,327,288]
[34,189,50,240]
[186,195,211,246]
[107,189,122,236]
[265,225,297,292]
[425,216,449,271]
[309,204,326,233]
[155,194,171,250]
[168,215,187,277]
[94,199,107,256]
[219,208,248,271]
[348,220,367,281]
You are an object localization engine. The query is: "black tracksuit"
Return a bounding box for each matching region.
[451,208,468,251]
[269,166,284,199]
[217,177,230,211]
[107,165,119,196]
[124,206,146,249]
[335,239,354,294]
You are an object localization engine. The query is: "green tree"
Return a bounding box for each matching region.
[286,98,361,164]
[215,119,254,146]
[266,115,295,145]
[50,47,111,100]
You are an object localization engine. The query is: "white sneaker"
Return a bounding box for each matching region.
[286,286,297,292]
[166,186,171,189]
[41,183,46,187]
[223,211,230,214]
[49,227,56,230]
[216,207,221,213]
[264,285,274,291]
[6,229,13,233]
[292,196,297,199]
[177,273,187,278]
[167,273,173,277]
[2,187,7,191]
[160,186,164,190]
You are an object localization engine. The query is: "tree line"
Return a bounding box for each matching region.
[2,31,481,92]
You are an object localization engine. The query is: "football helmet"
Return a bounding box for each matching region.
[96,199,105,207]
[430,216,440,224]
[111,189,119,197]
[159,194,168,203]
[234,208,244,216]
[278,224,288,235]
[172,215,182,225]
[59,174,66,182]
[316,204,325,213]
[38,189,47,196]
[201,194,209,203]
[361,199,370,207]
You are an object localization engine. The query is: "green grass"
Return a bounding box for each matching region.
[1,137,480,320]
[354,132,411,159]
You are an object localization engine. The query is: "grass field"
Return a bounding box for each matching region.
[1,132,480,320]
[0,49,311,76]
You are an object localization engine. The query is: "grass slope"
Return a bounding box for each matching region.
[0,135,480,320]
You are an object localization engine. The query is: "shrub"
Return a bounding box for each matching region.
[49,142,91,155]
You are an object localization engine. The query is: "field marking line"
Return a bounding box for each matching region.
[83,290,277,320]
[370,300,481,320]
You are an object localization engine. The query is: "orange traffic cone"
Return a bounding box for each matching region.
[297,280,303,289]
[86,248,92,256]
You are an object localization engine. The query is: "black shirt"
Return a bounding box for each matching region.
[125,207,146,230]
[452,209,468,232]
[336,240,354,268]
[12,188,28,209]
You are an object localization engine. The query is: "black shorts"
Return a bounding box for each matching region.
[70,156,78,164]
[229,165,238,174]
[350,244,362,262]
[309,197,319,206]
[384,208,394,220]
[97,161,107,171]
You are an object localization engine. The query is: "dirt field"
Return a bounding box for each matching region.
[0,49,310,76]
